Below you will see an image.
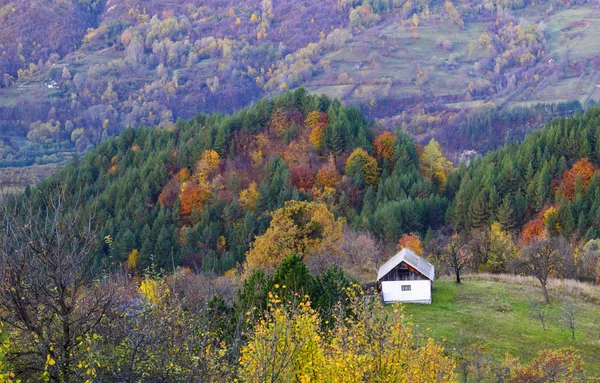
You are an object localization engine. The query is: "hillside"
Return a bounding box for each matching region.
[16,90,600,280]
[1,0,599,182]
[402,275,600,378]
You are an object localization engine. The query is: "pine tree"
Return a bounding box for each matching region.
[497,196,516,232]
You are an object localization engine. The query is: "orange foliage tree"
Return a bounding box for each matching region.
[179,183,209,216]
[373,131,396,163]
[557,158,599,201]
[396,233,423,255]
[520,217,547,246]
[315,167,342,188]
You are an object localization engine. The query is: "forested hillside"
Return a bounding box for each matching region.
[22,89,600,285]
[2,0,599,183]
[450,107,600,239]
[30,89,448,274]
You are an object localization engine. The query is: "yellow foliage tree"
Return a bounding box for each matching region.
[245,201,343,271]
[419,139,454,191]
[239,289,456,382]
[240,182,260,212]
[139,278,169,305]
[309,123,326,148]
[345,148,380,188]
[195,150,221,182]
[127,249,140,270]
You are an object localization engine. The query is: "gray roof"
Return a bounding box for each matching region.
[377,248,435,281]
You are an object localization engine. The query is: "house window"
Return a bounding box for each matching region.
[401,285,411,291]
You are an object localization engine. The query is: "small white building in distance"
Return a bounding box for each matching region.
[377,248,435,304]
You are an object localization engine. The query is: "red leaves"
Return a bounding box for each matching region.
[520,217,546,246]
[557,158,598,201]
[290,165,316,191]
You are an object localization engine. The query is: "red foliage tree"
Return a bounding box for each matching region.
[557,157,599,201]
[290,165,316,191]
[158,179,180,207]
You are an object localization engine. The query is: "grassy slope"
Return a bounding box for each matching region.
[398,275,600,376]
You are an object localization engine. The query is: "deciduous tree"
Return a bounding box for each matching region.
[245,201,343,272]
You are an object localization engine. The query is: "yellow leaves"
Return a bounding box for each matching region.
[139,278,170,305]
[245,201,343,272]
[345,148,380,188]
[419,138,454,191]
[46,355,56,366]
[250,149,263,168]
[240,291,456,383]
[127,249,140,270]
[240,182,260,212]
[195,150,221,183]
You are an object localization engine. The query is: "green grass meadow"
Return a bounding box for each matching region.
[396,276,600,376]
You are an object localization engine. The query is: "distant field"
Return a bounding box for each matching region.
[398,275,600,377]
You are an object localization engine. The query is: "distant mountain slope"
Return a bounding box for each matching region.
[0,0,598,174]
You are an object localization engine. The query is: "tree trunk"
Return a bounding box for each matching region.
[456,268,461,284]
[541,281,550,304]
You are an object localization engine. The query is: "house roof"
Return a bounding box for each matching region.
[377,248,435,281]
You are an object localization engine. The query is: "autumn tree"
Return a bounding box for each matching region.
[372,131,396,164]
[506,349,586,382]
[245,201,343,272]
[520,217,547,246]
[316,166,342,188]
[412,13,420,38]
[0,187,116,382]
[419,139,454,191]
[442,233,471,283]
[305,110,328,130]
[520,237,569,304]
[345,148,380,188]
[239,289,456,382]
[290,165,316,191]
[396,233,423,255]
[469,222,517,273]
[180,182,209,216]
[240,181,260,212]
[557,158,598,200]
[195,150,221,182]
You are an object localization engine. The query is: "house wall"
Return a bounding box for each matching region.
[381,280,431,304]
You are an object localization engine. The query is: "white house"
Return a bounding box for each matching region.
[377,248,435,304]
